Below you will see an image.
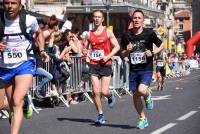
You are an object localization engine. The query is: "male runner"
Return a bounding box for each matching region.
[0,0,49,133]
[121,9,164,129]
[84,10,120,125]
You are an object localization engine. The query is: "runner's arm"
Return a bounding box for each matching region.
[34,28,45,52]
[107,29,120,58]
[153,42,164,55]
[151,31,164,56]
[34,29,49,62]
[0,42,6,52]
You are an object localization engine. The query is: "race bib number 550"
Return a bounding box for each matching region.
[130,52,147,65]
[3,47,27,64]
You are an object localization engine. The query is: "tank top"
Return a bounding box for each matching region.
[89,28,112,65]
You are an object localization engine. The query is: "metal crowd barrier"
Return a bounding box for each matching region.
[67,56,93,103]
[165,61,191,79]
[30,56,193,105]
[29,56,136,113]
[30,56,94,108]
[110,57,132,98]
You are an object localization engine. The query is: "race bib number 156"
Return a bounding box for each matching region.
[130,52,147,64]
[90,50,104,60]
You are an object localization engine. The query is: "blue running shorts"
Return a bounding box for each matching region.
[129,71,153,92]
[156,66,165,76]
[0,60,36,85]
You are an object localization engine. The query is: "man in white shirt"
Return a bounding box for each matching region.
[0,0,49,134]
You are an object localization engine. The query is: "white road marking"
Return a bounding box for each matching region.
[177,111,198,121]
[198,106,200,109]
[152,95,171,100]
[175,87,183,90]
[167,74,200,83]
[150,123,176,134]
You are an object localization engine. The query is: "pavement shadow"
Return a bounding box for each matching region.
[57,117,94,123]
[57,117,136,129]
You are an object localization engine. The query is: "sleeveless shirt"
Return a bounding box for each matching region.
[89,28,111,65]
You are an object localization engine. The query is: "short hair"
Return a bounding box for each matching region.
[132,9,144,18]
[92,10,104,17]
[47,15,59,29]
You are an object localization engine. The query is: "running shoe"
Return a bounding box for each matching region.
[136,118,149,129]
[23,95,33,119]
[160,85,164,91]
[145,91,153,110]
[108,94,116,108]
[95,114,105,125]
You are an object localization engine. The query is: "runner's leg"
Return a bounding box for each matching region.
[6,74,33,134]
[101,76,111,97]
[91,75,102,113]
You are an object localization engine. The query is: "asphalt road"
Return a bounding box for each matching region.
[1,69,200,134]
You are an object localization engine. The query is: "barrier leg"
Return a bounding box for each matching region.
[112,89,121,98]
[124,87,132,96]
[83,92,93,103]
[27,94,39,114]
[81,82,93,103]
[58,95,70,108]
[1,110,9,118]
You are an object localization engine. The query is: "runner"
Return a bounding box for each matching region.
[155,52,166,91]
[0,0,49,134]
[83,10,120,125]
[121,9,164,129]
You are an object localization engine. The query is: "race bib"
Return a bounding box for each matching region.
[130,52,146,64]
[157,61,164,67]
[3,47,27,64]
[90,50,104,60]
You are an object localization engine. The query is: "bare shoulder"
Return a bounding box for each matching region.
[42,29,50,37]
[106,28,114,38]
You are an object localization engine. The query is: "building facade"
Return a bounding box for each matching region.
[35,0,164,38]
[173,0,192,42]
[192,0,200,34]
[171,0,192,53]
[192,0,200,53]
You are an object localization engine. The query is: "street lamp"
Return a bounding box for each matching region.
[102,0,111,27]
